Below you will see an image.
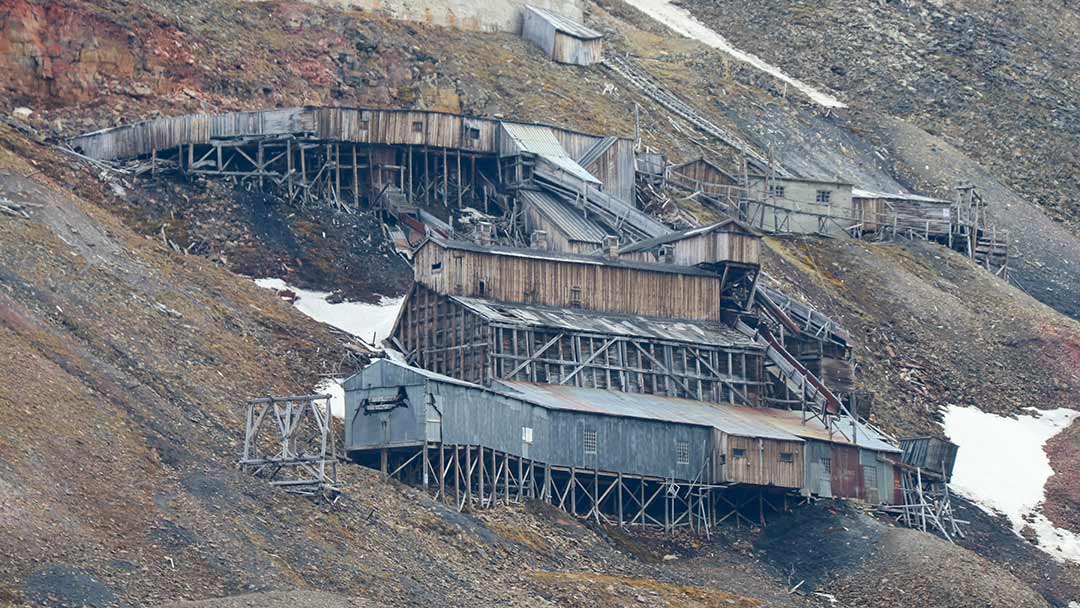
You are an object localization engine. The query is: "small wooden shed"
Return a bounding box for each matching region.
[617,219,761,267]
[522,5,603,66]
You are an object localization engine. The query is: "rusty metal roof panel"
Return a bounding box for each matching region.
[451,296,760,348]
[494,382,802,441]
[734,407,900,453]
[520,189,609,245]
[524,5,603,39]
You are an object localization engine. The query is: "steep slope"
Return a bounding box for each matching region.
[1,0,1079,606]
[680,0,1080,231]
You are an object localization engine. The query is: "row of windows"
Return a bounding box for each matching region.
[730,448,795,463]
[581,429,690,464]
[766,185,834,204]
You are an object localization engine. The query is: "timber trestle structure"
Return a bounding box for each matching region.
[391,284,767,405]
[371,442,794,534]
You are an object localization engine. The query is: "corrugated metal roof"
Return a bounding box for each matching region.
[499,122,600,185]
[852,188,951,204]
[576,136,618,168]
[343,358,482,391]
[618,219,754,254]
[520,189,609,245]
[495,382,802,441]
[738,407,900,453]
[451,296,761,348]
[427,237,722,277]
[524,5,603,39]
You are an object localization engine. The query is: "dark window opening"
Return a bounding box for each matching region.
[780,452,794,463]
[431,261,443,274]
[816,190,832,203]
[412,121,424,133]
[478,279,487,296]
[769,185,785,199]
[570,286,583,308]
[467,126,481,140]
[733,448,747,459]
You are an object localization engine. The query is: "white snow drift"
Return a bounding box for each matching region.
[944,405,1080,563]
[621,0,846,109]
[255,277,404,418]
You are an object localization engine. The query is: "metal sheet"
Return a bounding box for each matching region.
[519,190,609,245]
[451,295,760,348]
[523,5,603,39]
[499,122,600,185]
[732,407,901,453]
[494,382,801,442]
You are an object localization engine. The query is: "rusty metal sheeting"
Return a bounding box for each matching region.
[451,295,760,348]
[742,407,901,453]
[494,381,801,441]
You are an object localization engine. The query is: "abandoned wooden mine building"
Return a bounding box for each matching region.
[521,5,604,66]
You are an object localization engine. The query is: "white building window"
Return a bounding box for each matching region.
[676,441,690,464]
[769,185,785,199]
[583,429,598,455]
[816,190,832,203]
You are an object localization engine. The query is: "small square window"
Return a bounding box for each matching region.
[583,429,597,455]
[431,261,443,274]
[816,190,832,203]
[569,286,582,308]
[467,126,481,140]
[780,452,794,463]
[769,185,785,199]
[676,441,690,464]
[733,448,747,459]
[412,121,424,133]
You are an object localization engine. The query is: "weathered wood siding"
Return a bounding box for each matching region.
[619,228,761,267]
[720,435,803,489]
[414,240,725,321]
[551,31,602,65]
[69,107,629,165]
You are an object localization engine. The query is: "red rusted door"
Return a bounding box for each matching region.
[830,445,864,500]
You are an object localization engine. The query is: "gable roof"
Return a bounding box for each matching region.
[419,237,723,278]
[618,219,757,254]
[524,5,603,40]
[451,296,760,348]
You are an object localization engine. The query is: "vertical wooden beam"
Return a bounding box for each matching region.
[352,144,359,209]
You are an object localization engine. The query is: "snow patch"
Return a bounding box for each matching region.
[255,278,405,419]
[316,377,345,419]
[622,0,846,109]
[254,278,403,345]
[944,405,1080,563]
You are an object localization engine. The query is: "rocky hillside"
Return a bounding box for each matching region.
[679,0,1079,231]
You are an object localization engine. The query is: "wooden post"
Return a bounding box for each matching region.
[422,442,429,490]
[617,473,624,526]
[352,144,359,209]
[478,446,484,508]
[439,443,446,503]
[466,445,473,507]
[453,446,461,509]
[380,447,388,475]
